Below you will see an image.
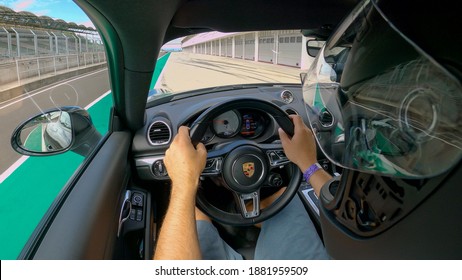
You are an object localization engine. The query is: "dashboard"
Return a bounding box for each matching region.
[132,84,308,181]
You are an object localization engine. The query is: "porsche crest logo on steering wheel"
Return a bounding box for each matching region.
[242,162,255,178]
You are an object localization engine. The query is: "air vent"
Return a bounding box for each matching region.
[147,121,171,145]
[319,108,334,127]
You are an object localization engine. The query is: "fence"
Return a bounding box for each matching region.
[0,26,104,61]
[0,26,106,92]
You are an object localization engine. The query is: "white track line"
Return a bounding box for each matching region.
[85,90,111,110]
[0,156,29,184]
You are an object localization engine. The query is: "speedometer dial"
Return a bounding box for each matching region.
[212,110,241,138]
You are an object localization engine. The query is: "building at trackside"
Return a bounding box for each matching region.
[181,30,314,70]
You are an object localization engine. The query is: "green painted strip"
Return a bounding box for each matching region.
[149,52,171,90]
[88,93,114,135]
[0,94,112,260]
[0,55,169,260]
[0,150,85,260]
[23,125,44,151]
[313,83,324,110]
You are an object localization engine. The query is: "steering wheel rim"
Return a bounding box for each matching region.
[190,98,301,226]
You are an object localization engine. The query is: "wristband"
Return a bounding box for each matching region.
[303,163,322,182]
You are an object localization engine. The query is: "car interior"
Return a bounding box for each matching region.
[13,0,462,260]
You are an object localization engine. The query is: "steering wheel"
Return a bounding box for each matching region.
[190,98,301,226]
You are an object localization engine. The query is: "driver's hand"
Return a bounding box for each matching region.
[278,115,317,172]
[164,126,207,193]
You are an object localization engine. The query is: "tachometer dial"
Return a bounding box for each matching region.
[212,110,241,138]
[240,112,265,138]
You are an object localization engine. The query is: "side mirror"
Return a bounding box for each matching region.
[306,39,325,57]
[11,106,102,157]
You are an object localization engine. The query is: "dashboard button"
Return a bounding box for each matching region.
[132,193,143,207]
[136,210,143,221]
[129,209,136,220]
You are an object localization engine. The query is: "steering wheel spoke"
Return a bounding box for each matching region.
[234,190,260,219]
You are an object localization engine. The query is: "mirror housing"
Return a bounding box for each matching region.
[11,106,102,157]
[306,39,325,57]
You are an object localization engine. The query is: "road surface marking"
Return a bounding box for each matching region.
[0,156,29,184]
[85,90,111,110]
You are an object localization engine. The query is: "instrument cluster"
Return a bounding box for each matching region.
[204,109,268,142]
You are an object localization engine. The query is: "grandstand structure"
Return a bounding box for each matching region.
[0,5,106,99]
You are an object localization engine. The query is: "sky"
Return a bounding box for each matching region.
[3,0,95,28]
[162,38,182,51]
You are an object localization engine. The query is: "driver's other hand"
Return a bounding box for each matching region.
[278,115,317,172]
[164,126,207,191]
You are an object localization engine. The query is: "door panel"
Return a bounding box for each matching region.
[31,131,131,259]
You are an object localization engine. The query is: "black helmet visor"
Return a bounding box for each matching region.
[303,0,462,178]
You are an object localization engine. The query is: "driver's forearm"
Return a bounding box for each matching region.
[154,184,201,260]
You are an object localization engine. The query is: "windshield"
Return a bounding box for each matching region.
[148,30,313,103]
